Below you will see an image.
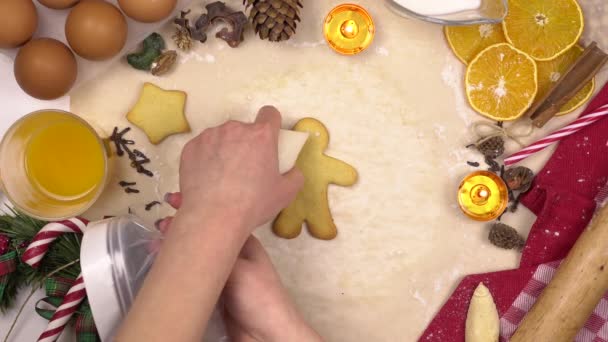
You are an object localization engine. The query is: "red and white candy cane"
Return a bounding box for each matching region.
[22,217,89,342]
[38,274,86,342]
[22,217,88,268]
[504,103,608,166]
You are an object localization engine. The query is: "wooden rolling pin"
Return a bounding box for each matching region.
[511,204,608,341]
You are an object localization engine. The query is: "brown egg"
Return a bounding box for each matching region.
[0,0,38,48]
[118,0,177,23]
[14,38,77,100]
[38,0,80,9]
[65,0,127,61]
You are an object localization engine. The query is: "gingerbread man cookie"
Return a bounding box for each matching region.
[273,118,358,240]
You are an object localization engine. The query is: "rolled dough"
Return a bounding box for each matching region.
[67,0,608,340]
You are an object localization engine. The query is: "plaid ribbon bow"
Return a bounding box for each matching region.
[0,251,17,300]
[35,277,100,342]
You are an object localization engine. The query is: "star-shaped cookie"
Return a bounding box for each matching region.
[273,118,358,240]
[126,82,190,144]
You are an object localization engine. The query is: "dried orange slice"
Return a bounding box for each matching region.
[503,0,584,61]
[536,45,595,116]
[445,24,507,64]
[466,43,538,121]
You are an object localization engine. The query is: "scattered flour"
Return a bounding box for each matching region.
[450,267,462,281]
[180,51,216,64]
[494,77,507,98]
[478,24,493,38]
[204,54,216,63]
[286,40,326,48]
[550,72,561,82]
[153,172,162,203]
[411,290,428,306]
[434,279,443,292]
[467,82,484,91]
[433,124,447,141]
[446,147,479,180]
[441,57,478,127]
[376,46,390,56]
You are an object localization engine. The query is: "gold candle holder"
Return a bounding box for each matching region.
[323,3,375,55]
[458,171,508,221]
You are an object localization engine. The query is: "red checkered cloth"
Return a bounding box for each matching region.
[597,183,608,207]
[420,82,608,341]
[499,260,608,341]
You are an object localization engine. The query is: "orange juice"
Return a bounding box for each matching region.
[25,119,105,200]
[0,110,109,220]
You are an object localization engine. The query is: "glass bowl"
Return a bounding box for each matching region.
[0,110,110,220]
[385,0,508,25]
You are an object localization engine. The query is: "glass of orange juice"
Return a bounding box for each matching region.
[0,110,110,220]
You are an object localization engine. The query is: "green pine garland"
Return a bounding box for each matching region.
[0,208,82,312]
[0,261,29,314]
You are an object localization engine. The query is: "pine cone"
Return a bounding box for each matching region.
[476,136,505,159]
[244,0,302,42]
[172,26,193,51]
[488,223,525,251]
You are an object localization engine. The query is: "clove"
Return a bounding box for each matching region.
[110,126,154,177]
[145,201,161,211]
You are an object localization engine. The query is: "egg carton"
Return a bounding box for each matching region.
[0,0,192,94]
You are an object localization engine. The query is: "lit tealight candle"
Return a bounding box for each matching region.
[340,19,359,38]
[458,171,508,221]
[324,4,374,55]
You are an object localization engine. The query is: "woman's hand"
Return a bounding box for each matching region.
[117,107,305,342]
[157,214,322,342]
[161,195,322,342]
[176,105,304,237]
[223,236,323,342]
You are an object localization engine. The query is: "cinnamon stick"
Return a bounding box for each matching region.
[528,42,608,128]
